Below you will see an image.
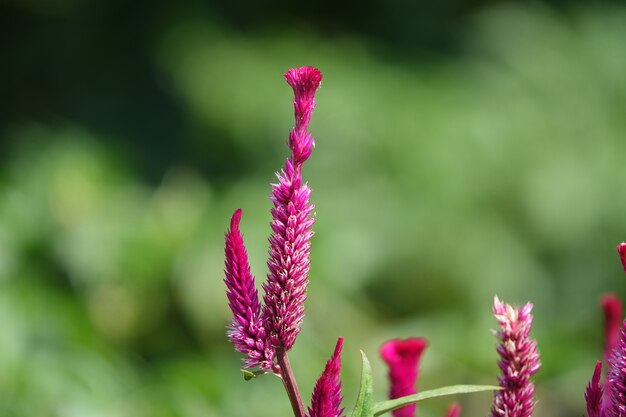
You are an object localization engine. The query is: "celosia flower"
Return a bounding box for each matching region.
[618,243,626,273]
[490,296,541,417]
[307,337,344,417]
[607,322,626,417]
[262,66,322,351]
[224,209,274,370]
[380,337,428,417]
[585,361,603,417]
[444,403,462,417]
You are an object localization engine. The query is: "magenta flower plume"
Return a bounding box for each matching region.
[307,337,344,417]
[444,403,462,417]
[618,243,626,273]
[262,66,322,351]
[224,209,274,370]
[490,296,541,417]
[380,337,428,417]
[585,361,604,417]
[607,322,626,417]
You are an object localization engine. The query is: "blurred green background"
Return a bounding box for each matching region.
[2,0,626,416]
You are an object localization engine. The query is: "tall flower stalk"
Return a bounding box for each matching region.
[223,66,322,417]
[261,66,322,417]
[490,297,541,417]
[262,66,321,352]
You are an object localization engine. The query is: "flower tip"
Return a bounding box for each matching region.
[334,337,344,356]
[592,360,602,382]
[618,242,626,273]
[585,361,604,417]
[285,65,322,88]
[230,208,243,229]
[380,337,428,364]
[284,66,323,96]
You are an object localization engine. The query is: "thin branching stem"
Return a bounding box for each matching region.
[276,347,305,417]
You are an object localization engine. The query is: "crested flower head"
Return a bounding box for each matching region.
[608,321,626,417]
[618,243,626,273]
[585,361,604,417]
[380,337,428,417]
[490,296,541,417]
[285,66,322,164]
[307,337,344,417]
[262,66,322,351]
[224,209,274,370]
[285,66,322,165]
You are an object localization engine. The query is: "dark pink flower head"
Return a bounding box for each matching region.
[490,296,541,417]
[602,294,624,414]
[262,67,321,351]
[585,361,604,417]
[603,294,623,362]
[224,209,274,370]
[618,243,626,274]
[284,66,322,165]
[444,403,462,417]
[608,322,626,417]
[307,337,344,417]
[380,337,428,417]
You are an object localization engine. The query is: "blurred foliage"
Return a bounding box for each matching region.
[1,1,626,417]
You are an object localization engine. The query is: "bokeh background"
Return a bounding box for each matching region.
[2,0,626,416]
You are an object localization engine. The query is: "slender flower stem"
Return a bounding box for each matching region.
[277,347,306,417]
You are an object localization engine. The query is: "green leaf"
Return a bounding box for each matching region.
[240,369,266,381]
[373,385,501,416]
[349,351,374,417]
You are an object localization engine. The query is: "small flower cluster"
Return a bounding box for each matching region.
[490,297,541,417]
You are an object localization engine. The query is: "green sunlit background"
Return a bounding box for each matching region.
[2,1,626,416]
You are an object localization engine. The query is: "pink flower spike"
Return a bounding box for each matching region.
[262,67,322,351]
[617,243,626,273]
[585,361,604,417]
[380,337,428,417]
[608,321,626,417]
[444,403,462,417]
[224,209,274,370]
[307,337,344,417]
[490,296,541,417]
